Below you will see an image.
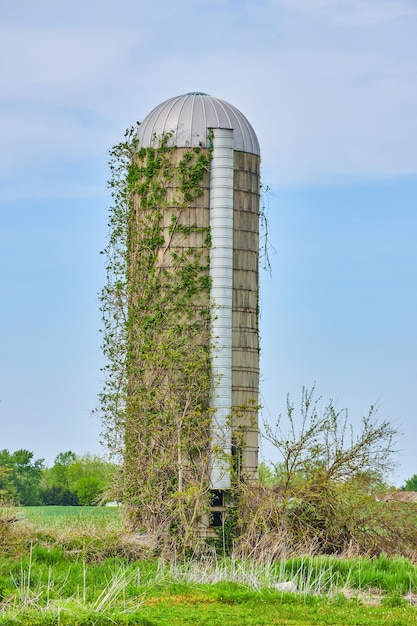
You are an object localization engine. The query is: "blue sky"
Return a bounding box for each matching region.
[1,0,416,484]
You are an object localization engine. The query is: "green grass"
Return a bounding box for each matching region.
[1,580,417,625]
[137,590,417,626]
[20,505,123,522]
[17,506,124,539]
[1,507,417,624]
[1,552,417,624]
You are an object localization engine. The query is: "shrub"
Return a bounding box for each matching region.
[234,387,417,559]
[41,486,79,506]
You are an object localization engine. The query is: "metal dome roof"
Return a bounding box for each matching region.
[137,92,260,156]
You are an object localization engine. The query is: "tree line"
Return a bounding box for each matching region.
[0,450,115,506]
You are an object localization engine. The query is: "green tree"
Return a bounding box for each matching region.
[48,451,77,489]
[41,452,114,505]
[66,454,115,505]
[41,450,78,504]
[404,474,417,491]
[0,449,44,505]
[76,476,102,505]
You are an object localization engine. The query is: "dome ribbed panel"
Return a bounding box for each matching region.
[137,93,260,156]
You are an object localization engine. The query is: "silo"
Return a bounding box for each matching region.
[135,92,260,504]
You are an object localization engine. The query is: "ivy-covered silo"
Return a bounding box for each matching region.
[104,92,260,537]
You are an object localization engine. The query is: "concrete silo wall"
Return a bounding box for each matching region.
[232,151,260,480]
[161,147,211,260]
[150,146,260,484]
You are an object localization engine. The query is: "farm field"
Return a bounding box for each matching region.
[21,505,124,524]
[0,506,417,625]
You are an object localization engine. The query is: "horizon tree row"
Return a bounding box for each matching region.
[0,449,115,506]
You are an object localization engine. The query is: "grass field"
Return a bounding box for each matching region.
[1,506,417,624]
[20,505,124,524]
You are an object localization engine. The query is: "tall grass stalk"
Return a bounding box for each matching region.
[2,507,417,622]
[2,553,417,622]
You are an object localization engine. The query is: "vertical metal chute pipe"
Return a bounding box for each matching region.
[209,127,234,489]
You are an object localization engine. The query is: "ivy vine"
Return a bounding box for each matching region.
[99,127,214,549]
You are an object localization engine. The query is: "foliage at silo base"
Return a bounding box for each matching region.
[99,129,215,551]
[234,479,417,560]
[233,387,417,560]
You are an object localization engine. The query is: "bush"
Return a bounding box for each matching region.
[235,476,417,559]
[41,486,79,506]
[234,387,417,559]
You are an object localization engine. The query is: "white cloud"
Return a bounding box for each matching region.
[1,0,416,193]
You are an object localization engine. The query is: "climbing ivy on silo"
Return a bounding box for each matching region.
[99,126,214,548]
